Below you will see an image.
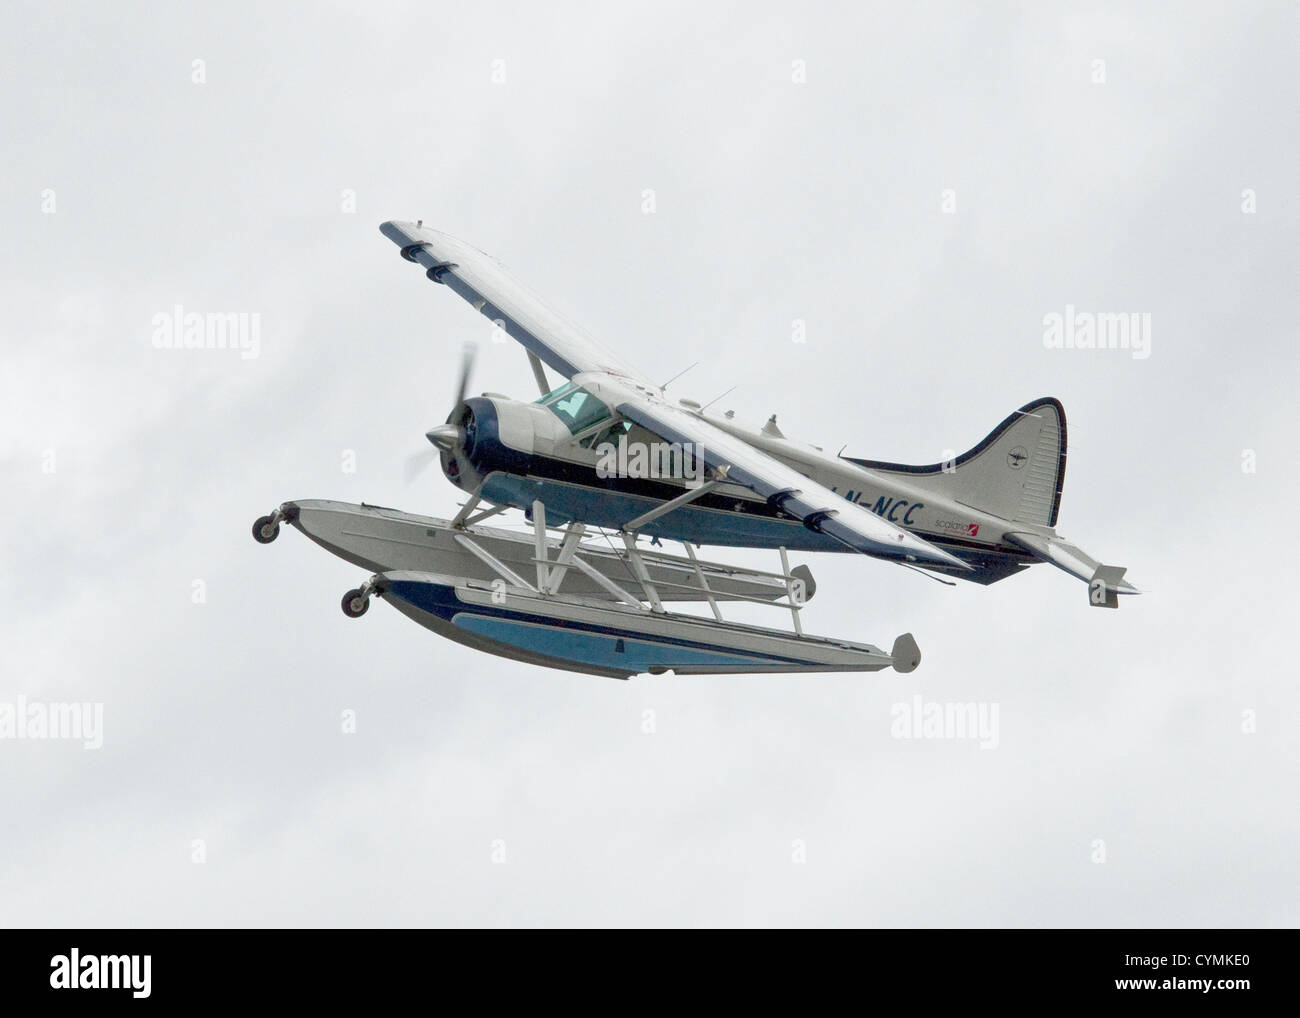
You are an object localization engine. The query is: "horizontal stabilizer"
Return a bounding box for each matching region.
[1006,531,1140,607]
[1089,564,1127,609]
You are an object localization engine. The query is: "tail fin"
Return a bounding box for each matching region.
[845,398,1067,527]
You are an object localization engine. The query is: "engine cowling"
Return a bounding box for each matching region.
[440,395,574,490]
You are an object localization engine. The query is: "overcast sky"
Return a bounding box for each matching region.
[2,1,1296,927]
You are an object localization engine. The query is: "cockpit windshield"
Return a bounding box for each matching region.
[537,382,612,435]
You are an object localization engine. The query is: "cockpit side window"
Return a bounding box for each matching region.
[535,381,576,405]
[539,383,612,435]
[579,419,632,449]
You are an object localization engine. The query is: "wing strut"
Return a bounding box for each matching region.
[623,479,722,533]
[527,352,550,397]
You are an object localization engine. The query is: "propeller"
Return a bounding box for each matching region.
[451,342,474,407]
[405,342,477,485]
[403,447,440,485]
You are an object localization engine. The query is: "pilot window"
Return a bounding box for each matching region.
[539,382,612,435]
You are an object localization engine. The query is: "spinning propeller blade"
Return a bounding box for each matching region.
[404,342,477,484]
[403,448,440,484]
[453,343,474,407]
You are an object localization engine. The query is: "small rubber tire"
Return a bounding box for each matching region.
[252,515,280,544]
[341,589,370,618]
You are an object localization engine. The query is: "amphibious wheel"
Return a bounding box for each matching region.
[341,588,370,618]
[252,515,280,544]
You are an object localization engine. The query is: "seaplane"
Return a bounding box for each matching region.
[251,221,1137,679]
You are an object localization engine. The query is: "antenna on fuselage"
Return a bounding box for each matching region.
[700,385,737,412]
[660,361,698,390]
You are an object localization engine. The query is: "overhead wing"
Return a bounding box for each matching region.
[584,377,971,572]
[382,221,966,573]
[379,221,647,383]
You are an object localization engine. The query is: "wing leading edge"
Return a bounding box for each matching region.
[379,220,646,383]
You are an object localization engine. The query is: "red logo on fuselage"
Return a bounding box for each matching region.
[967,524,980,537]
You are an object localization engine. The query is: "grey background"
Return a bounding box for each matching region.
[2,1,1296,926]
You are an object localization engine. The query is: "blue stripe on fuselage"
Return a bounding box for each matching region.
[480,473,841,551]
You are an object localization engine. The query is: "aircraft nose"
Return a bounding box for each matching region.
[425,424,463,451]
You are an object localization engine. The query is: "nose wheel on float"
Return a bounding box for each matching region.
[341,578,378,619]
[251,506,377,618]
[252,511,282,544]
[251,504,299,544]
